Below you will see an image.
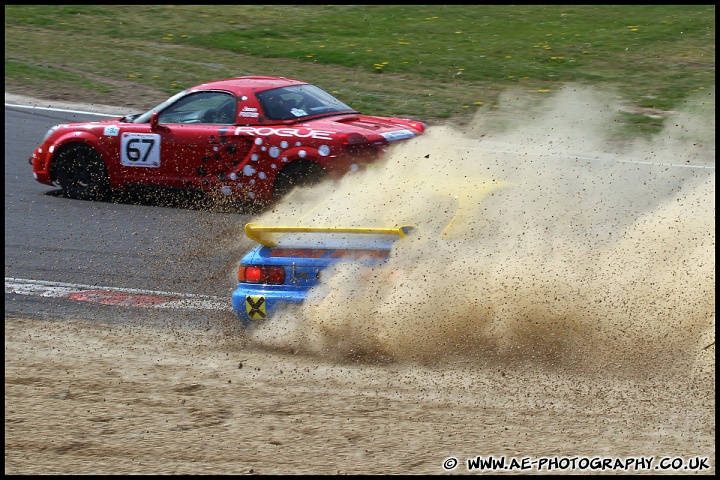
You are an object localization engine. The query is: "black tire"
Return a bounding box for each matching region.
[54,144,110,200]
[273,161,329,200]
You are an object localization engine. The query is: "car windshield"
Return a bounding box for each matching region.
[256,84,356,121]
[129,89,190,123]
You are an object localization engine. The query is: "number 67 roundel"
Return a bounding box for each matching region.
[121,133,160,168]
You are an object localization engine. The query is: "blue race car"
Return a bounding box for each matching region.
[231,223,416,329]
[231,175,514,330]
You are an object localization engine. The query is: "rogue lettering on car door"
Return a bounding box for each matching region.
[121,133,161,167]
[234,126,334,140]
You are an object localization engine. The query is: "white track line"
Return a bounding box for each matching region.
[5,277,232,311]
[5,103,120,117]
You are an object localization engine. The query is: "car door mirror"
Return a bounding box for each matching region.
[150,111,160,129]
[150,111,169,131]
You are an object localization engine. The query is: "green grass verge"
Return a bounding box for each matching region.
[4,5,715,135]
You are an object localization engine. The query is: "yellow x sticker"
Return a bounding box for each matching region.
[246,296,267,319]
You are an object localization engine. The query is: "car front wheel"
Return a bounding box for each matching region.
[273,161,329,200]
[55,143,110,200]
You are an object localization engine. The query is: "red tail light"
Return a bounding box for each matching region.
[238,265,285,284]
[244,266,262,282]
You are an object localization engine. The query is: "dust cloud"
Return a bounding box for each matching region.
[6,87,714,475]
[249,86,715,380]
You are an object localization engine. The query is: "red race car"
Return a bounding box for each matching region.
[29,75,426,207]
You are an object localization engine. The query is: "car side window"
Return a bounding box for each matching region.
[213,96,237,124]
[259,92,307,120]
[157,91,236,125]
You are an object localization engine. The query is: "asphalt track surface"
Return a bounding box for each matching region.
[5,101,251,325]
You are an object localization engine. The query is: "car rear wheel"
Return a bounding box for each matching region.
[273,161,329,199]
[55,143,110,200]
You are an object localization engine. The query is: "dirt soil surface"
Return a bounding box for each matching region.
[5,88,715,475]
[4,315,715,475]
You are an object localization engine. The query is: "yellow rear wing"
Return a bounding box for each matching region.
[440,179,515,238]
[245,223,417,247]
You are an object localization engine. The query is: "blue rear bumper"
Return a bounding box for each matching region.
[231,285,308,329]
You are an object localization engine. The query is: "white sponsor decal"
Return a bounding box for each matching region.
[240,106,259,118]
[380,129,415,141]
[121,133,161,167]
[103,125,120,136]
[234,126,334,140]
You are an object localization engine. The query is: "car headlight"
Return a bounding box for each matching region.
[41,125,61,143]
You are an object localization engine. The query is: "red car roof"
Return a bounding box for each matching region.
[189,76,309,96]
